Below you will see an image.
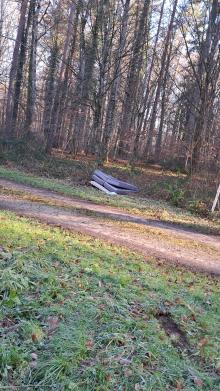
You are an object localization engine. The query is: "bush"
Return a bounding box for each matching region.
[188,200,210,217]
[165,182,186,207]
[0,135,45,163]
[161,157,187,174]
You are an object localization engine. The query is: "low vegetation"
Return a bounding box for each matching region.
[0,211,220,390]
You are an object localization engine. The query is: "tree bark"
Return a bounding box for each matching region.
[50,2,78,142]
[25,0,40,135]
[4,0,29,140]
[118,0,150,157]
[101,0,131,162]
[144,0,178,159]
[43,2,60,153]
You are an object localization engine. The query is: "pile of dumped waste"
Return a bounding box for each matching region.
[90,169,138,195]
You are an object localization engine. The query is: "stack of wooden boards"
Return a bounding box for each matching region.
[90,169,139,195]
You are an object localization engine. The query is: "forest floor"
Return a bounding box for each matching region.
[0,159,220,390]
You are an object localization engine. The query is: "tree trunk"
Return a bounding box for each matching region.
[25,0,40,135]
[133,0,166,158]
[50,2,78,141]
[154,39,173,160]
[191,0,220,170]
[71,3,100,155]
[101,0,130,162]
[43,3,60,153]
[0,0,4,59]
[144,0,178,159]
[4,0,29,140]
[118,0,150,157]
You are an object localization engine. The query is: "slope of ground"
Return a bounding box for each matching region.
[0,211,220,390]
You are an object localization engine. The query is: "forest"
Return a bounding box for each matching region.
[1,2,220,390]
[0,0,219,172]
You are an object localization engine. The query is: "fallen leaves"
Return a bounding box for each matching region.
[47,316,60,334]
[198,338,208,348]
[98,304,106,311]
[124,368,133,378]
[105,374,112,382]
[119,358,132,366]
[30,352,38,369]
[85,339,94,350]
[31,334,38,342]
[31,352,38,361]
[175,380,184,390]
[193,377,203,387]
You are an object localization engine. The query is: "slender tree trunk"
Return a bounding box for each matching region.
[0,0,4,58]
[133,0,166,158]
[4,0,29,139]
[118,0,150,157]
[154,40,173,159]
[71,3,100,155]
[43,3,60,153]
[10,3,32,137]
[144,0,178,159]
[25,0,40,135]
[50,2,78,140]
[56,8,79,148]
[93,0,115,161]
[191,0,220,170]
[101,0,130,162]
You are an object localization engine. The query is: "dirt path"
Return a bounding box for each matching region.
[0,179,220,275]
[0,178,219,246]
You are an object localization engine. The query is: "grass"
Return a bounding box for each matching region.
[0,211,220,390]
[0,165,220,236]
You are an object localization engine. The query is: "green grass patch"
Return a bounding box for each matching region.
[0,211,220,390]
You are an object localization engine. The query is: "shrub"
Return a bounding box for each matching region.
[165,182,185,207]
[188,200,210,217]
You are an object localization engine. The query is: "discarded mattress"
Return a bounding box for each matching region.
[90,169,138,195]
[90,180,117,195]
